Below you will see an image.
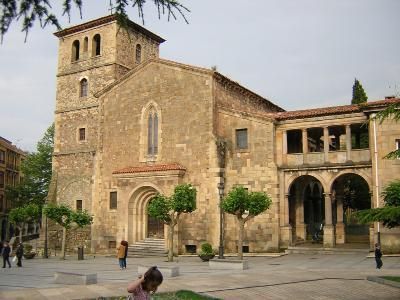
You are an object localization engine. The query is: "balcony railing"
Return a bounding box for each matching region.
[285,149,371,167]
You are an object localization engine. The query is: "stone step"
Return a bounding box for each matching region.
[127,239,167,257]
[286,246,370,255]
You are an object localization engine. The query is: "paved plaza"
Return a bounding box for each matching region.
[0,253,399,299]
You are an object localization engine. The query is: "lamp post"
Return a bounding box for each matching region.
[217,182,225,259]
[44,214,48,258]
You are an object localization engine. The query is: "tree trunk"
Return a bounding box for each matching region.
[238,218,244,260]
[61,226,67,260]
[18,225,23,244]
[168,223,174,262]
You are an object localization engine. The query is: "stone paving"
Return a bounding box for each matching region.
[0,254,399,299]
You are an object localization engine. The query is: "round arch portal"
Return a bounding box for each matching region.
[288,175,325,243]
[127,185,164,244]
[330,173,371,245]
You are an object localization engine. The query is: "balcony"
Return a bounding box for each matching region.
[286,149,371,167]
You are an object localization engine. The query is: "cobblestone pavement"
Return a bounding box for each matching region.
[0,254,399,299]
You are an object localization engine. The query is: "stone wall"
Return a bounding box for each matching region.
[215,81,280,252]
[91,61,219,252]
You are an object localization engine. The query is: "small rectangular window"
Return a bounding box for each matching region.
[79,128,86,141]
[76,200,83,211]
[110,191,117,209]
[236,129,248,149]
[109,241,116,249]
[396,139,400,159]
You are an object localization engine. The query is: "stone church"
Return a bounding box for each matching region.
[52,15,400,254]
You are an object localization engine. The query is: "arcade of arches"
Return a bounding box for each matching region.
[287,173,371,247]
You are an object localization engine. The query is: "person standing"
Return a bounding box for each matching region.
[375,243,383,269]
[117,241,126,270]
[16,243,24,267]
[122,240,128,269]
[1,241,11,268]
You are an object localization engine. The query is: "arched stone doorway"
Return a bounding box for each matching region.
[289,175,325,243]
[128,185,164,243]
[331,173,371,246]
[147,199,164,239]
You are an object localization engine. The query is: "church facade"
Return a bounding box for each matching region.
[52,15,400,254]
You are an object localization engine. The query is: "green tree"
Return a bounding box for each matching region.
[221,186,272,260]
[0,0,189,42]
[148,183,196,262]
[8,203,40,243]
[43,203,74,259]
[352,78,368,104]
[5,124,54,207]
[356,180,400,228]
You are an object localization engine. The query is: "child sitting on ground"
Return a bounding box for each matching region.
[127,266,163,300]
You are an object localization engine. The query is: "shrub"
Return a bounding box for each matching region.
[200,242,213,255]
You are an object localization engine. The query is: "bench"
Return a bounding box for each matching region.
[54,271,97,285]
[138,265,179,277]
[209,259,249,270]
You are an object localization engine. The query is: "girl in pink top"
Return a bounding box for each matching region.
[127,266,163,300]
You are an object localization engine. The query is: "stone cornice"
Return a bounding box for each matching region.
[54,14,165,43]
[279,161,372,172]
[213,72,284,113]
[55,104,99,114]
[57,62,130,77]
[53,150,96,156]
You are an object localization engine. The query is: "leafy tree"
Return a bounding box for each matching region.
[5,124,54,207]
[148,183,196,262]
[0,0,189,42]
[221,186,272,260]
[356,180,400,228]
[8,203,40,243]
[352,78,368,104]
[43,203,93,259]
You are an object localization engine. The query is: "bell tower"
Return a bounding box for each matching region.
[52,14,165,220]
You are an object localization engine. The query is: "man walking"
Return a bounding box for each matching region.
[1,241,11,268]
[375,243,383,269]
[16,243,24,267]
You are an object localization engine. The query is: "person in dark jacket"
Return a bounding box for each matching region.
[375,243,383,269]
[122,240,128,269]
[1,241,11,268]
[16,243,24,267]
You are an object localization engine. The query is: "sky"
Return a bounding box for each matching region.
[0,0,399,151]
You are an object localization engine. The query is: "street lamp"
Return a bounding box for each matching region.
[217,182,225,259]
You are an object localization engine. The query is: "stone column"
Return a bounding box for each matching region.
[295,186,306,241]
[335,195,345,244]
[282,130,288,165]
[323,126,329,162]
[323,193,335,247]
[346,125,351,161]
[302,129,308,154]
[280,193,293,247]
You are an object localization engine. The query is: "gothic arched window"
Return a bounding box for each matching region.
[136,44,142,63]
[72,40,80,61]
[80,78,88,97]
[147,110,158,155]
[92,34,101,56]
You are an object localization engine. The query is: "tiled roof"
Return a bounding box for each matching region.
[270,98,400,121]
[54,14,165,43]
[113,163,186,174]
